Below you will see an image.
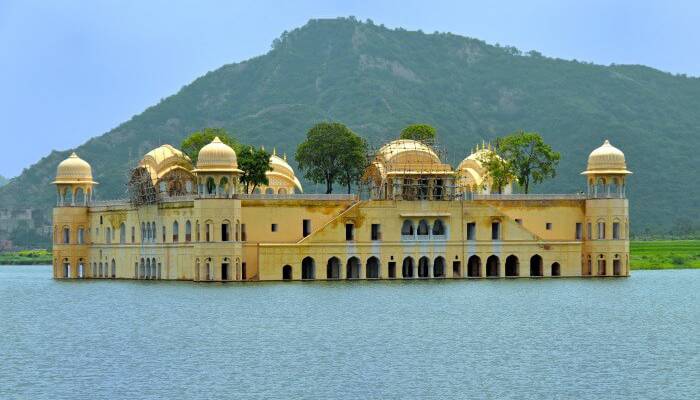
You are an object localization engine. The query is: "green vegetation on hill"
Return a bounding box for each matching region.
[0,17,699,246]
[630,240,700,269]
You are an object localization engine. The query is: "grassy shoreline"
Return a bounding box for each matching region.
[1,241,698,269]
[0,249,52,265]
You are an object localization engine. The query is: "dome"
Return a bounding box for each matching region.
[268,153,303,192]
[194,137,242,173]
[582,140,632,175]
[52,152,97,184]
[378,139,441,165]
[140,144,193,184]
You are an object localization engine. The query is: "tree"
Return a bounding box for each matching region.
[495,131,560,193]
[238,146,273,193]
[477,150,515,194]
[399,124,436,142]
[295,122,367,194]
[180,128,238,164]
[338,135,369,194]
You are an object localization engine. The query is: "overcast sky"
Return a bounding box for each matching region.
[1,0,698,178]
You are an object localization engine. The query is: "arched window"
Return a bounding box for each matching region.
[327,257,341,279]
[417,256,430,277]
[205,221,212,242]
[221,220,231,242]
[486,255,500,277]
[106,227,112,244]
[467,255,481,277]
[433,256,445,278]
[62,226,70,244]
[346,257,360,279]
[432,219,445,236]
[206,177,216,195]
[265,187,275,195]
[219,177,229,197]
[417,220,429,236]
[597,254,606,275]
[205,258,212,280]
[505,255,519,277]
[366,257,380,279]
[185,220,192,242]
[141,222,145,242]
[172,221,179,242]
[77,227,84,244]
[235,220,240,241]
[401,220,414,236]
[282,265,292,280]
[530,254,543,277]
[278,188,287,195]
[119,223,126,244]
[151,222,156,242]
[111,259,116,278]
[402,257,414,278]
[139,258,145,279]
[301,257,315,280]
[551,262,561,277]
[196,220,200,242]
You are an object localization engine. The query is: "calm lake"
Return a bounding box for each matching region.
[0,266,698,399]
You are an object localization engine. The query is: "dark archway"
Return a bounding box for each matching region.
[417,220,429,236]
[613,258,621,276]
[486,255,500,277]
[530,255,543,277]
[401,220,414,236]
[282,265,292,280]
[433,256,445,278]
[418,256,430,278]
[505,255,519,277]
[301,257,315,280]
[366,257,380,279]
[346,257,361,279]
[402,257,414,278]
[326,257,341,279]
[551,262,561,277]
[467,255,481,277]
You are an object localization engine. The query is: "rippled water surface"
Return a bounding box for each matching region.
[1,266,698,399]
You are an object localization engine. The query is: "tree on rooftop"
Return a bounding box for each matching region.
[295,122,367,194]
[399,124,436,142]
[496,131,560,194]
[238,146,273,194]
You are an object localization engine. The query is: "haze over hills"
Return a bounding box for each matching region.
[1,17,698,245]
[0,175,7,188]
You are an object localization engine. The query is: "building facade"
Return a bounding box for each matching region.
[51,137,631,281]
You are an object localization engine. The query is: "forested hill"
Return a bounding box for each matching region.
[1,17,698,240]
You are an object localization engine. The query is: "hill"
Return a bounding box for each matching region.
[0,175,7,187]
[1,17,698,245]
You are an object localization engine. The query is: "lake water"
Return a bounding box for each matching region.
[0,266,698,399]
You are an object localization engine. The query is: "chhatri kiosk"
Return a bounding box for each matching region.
[51,136,631,281]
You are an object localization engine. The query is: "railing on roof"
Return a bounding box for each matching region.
[237,193,358,201]
[89,199,131,207]
[471,193,588,201]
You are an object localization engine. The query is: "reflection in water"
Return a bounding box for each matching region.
[0,266,698,400]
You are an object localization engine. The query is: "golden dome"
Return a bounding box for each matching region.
[194,137,242,173]
[582,140,632,175]
[378,139,441,165]
[268,153,303,192]
[140,144,193,184]
[52,152,97,184]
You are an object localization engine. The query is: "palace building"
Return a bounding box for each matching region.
[51,137,631,281]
